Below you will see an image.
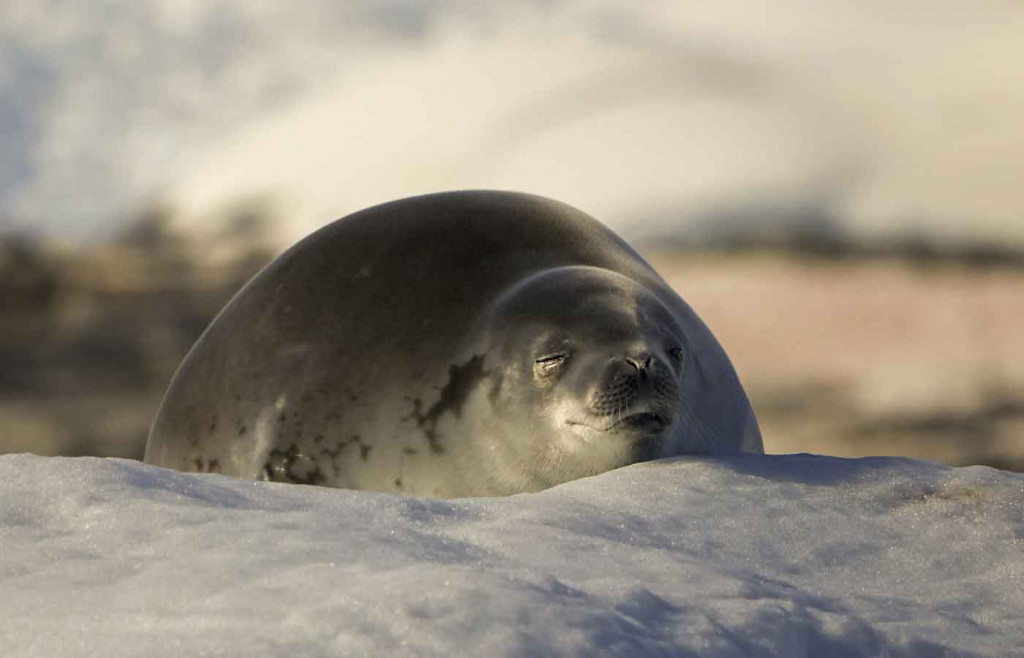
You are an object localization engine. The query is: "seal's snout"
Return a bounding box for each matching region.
[581,350,681,434]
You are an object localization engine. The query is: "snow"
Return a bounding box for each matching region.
[2,452,1022,656]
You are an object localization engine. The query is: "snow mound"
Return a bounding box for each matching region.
[2,453,1022,657]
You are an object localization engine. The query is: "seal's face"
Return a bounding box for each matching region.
[481,266,691,484]
[542,341,682,444]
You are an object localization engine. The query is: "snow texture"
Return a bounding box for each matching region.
[2,453,1022,657]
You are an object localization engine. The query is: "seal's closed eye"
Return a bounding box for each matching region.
[533,352,568,383]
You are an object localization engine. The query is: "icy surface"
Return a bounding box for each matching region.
[2,453,1022,657]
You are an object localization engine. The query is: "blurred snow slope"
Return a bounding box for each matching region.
[2,1,1024,248]
[2,453,1022,657]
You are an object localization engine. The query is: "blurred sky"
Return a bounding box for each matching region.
[2,0,1023,248]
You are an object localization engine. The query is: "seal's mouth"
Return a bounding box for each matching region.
[611,411,667,433]
[567,411,669,436]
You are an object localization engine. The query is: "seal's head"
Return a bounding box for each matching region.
[475,266,696,486]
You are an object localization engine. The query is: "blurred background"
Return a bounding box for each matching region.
[1,1,1022,469]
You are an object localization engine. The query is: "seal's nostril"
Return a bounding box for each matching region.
[625,353,652,372]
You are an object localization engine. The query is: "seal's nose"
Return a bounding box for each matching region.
[624,353,653,376]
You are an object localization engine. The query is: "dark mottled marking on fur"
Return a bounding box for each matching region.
[488,372,504,407]
[262,444,325,485]
[193,457,222,474]
[185,405,201,446]
[315,436,343,472]
[405,355,488,454]
[304,434,374,475]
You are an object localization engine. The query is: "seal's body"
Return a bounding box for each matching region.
[145,191,761,497]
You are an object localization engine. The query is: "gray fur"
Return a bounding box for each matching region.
[145,191,762,497]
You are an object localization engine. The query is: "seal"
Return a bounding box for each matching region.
[144,191,762,497]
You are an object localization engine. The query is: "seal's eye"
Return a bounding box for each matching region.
[535,353,567,367]
[668,346,685,363]
[533,352,567,381]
